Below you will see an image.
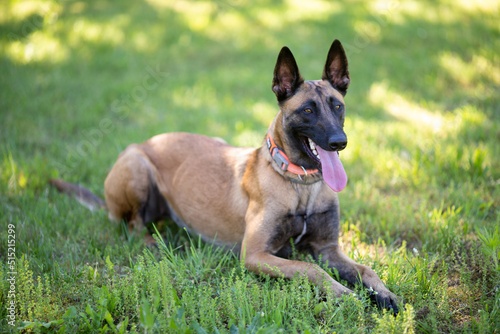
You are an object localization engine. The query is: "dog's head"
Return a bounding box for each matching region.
[272,39,350,191]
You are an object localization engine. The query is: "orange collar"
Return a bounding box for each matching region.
[266,131,319,177]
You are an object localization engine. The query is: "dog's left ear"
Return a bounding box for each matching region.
[322,39,350,96]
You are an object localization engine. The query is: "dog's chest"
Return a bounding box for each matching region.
[268,207,338,256]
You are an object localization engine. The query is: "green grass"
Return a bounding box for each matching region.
[1,0,500,332]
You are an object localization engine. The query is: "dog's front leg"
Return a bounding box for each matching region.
[317,244,401,313]
[244,250,353,298]
[242,204,353,299]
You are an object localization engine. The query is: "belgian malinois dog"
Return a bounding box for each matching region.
[51,39,401,313]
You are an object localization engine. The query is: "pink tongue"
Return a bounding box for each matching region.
[316,146,348,192]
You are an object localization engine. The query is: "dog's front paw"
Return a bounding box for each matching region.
[368,289,403,315]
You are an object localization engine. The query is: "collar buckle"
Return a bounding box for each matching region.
[271,147,289,171]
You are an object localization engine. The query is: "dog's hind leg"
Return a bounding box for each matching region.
[104,145,168,244]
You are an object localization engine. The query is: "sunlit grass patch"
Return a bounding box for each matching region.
[0,0,61,23]
[6,30,68,64]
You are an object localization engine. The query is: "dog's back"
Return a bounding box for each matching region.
[104,132,253,248]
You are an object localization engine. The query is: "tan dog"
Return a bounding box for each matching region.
[51,39,401,313]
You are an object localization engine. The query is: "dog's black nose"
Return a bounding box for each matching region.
[328,135,347,151]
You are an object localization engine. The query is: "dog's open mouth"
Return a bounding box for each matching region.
[302,137,348,192]
[302,137,321,165]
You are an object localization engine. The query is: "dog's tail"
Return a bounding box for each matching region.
[49,179,106,211]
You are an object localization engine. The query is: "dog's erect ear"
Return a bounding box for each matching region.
[272,47,304,102]
[322,39,350,96]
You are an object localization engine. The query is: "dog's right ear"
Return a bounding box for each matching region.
[272,47,304,102]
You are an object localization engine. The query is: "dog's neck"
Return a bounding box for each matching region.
[266,114,321,184]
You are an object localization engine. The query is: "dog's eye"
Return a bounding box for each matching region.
[335,105,341,110]
[304,108,313,114]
